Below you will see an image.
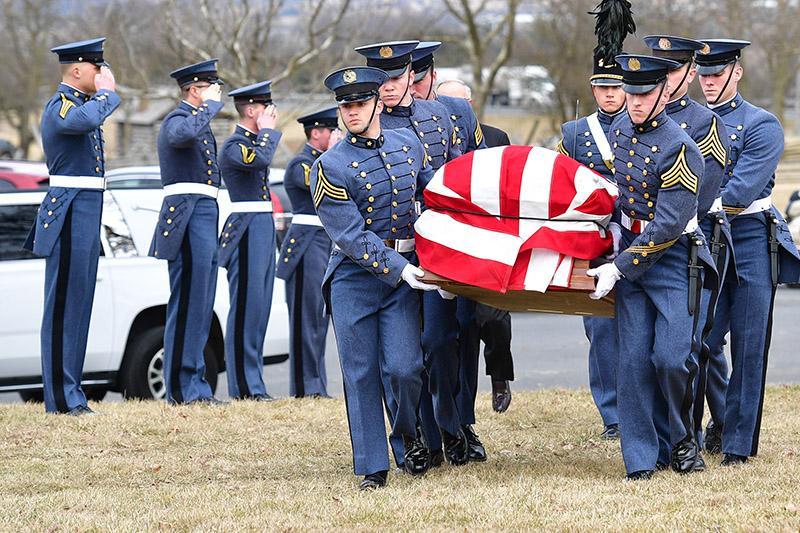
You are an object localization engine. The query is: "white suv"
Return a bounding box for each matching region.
[0,168,290,401]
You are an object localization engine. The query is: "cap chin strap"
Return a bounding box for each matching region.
[669,61,693,99]
[605,101,626,116]
[711,60,737,105]
[639,81,667,127]
[348,96,380,136]
[424,59,435,101]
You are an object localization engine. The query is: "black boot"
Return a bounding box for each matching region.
[402,429,431,476]
[430,449,444,468]
[462,425,487,462]
[671,437,705,474]
[600,424,620,440]
[441,428,469,466]
[359,470,388,490]
[626,470,654,481]
[703,421,723,454]
[721,453,748,466]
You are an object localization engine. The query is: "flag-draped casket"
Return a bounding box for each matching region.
[415,145,619,314]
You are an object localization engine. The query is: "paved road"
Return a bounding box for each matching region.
[3,287,798,404]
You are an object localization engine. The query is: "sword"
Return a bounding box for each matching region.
[687,235,702,316]
[769,214,779,287]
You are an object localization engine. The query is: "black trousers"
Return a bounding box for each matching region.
[474,303,514,381]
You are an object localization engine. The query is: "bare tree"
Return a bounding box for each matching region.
[441,0,520,119]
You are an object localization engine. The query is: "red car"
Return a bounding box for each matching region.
[0,170,48,191]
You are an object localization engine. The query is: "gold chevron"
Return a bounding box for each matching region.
[313,162,348,207]
[697,116,727,166]
[660,144,698,193]
[301,162,312,187]
[452,128,457,146]
[59,93,75,119]
[626,237,679,254]
[474,122,484,146]
[556,139,569,156]
[723,205,745,216]
[239,143,257,164]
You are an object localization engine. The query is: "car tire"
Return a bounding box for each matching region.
[19,390,44,403]
[120,326,219,401]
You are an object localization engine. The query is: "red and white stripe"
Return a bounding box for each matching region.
[415,145,618,293]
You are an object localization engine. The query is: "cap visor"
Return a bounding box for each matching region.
[591,78,623,87]
[335,93,376,104]
[623,83,658,95]
[413,68,430,83]
[382,66,409,79]
[696,64,727,76]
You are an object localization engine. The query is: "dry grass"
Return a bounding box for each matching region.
[1,387,800,532]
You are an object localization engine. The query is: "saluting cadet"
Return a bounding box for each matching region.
[588,54,716,479]
[24,38,120,415]
[218,81,281,401]
[354,40,472,468]
[696,40,800,465]
[148,59,226,405]
[644,35,732,455]
[557,1,634,439]
[410,41,488,462]
[313,66,438,490]
[276,107,341,398]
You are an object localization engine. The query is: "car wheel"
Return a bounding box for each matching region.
[85,387,108,402]
[120,326,219,400]
[19,390,44,403]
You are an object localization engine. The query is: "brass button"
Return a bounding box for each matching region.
[587,152,593,157]
[360,171,367,178]
[651,145,658,153]
[628,186,634,192]
[366,218,372,225]
[163,231,169,236]
[392,201,398,207]
[95,167,100,172]
[633,258,639,265]
[287,248,292,253]
[207,160,212,165]
[366,183,372,190]
[167,218,172,224]
[43,223,49,228]
[648,213,654,219]
[203,140,209,145]
[647,201,654,207]
[262,194,268,200]
[391,227,397,233]
[589,163,595,169]
[207,179,213,185]
[383,268,389,274]
[642,182,647,188]
[290,238,296,244]
[367,206,373,213]
[392,214,398,220]
[207,170,213,175]
[628,197,635,204]
[631,138,638,144]
[629,150,635,156]
[351,161,358,168]
[363,253,369,260]
[393,189,398,195]
[372,261,379,267]
[284,257,289,263]
[626,162,633,168]
[47,210,53,216]
[368,196,374,202]
[169,206,176,212]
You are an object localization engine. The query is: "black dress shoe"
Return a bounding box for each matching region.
[671,437,704,474]
[462,425,487,462]
[491,380,512,413]
[252,394,275,402]
[309,393,333,399]
[441,428,469,466]
[600,424,620,440]
[188,396,229,406]
[703,421,723,454]
[430,449,444,468]
[721,453,748,466]
[359,470,388,490]
[655,461,669,471]
[402,430,431,476]
[65,405,95,416]
[626,470,654,481]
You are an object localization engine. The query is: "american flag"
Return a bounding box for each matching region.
[414,145,618,293]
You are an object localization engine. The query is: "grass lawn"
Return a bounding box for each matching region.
[2,387,799,531]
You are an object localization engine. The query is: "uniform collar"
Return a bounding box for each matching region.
[303,143,323,158]
[666,94,692,114]
[708,93,743,116]
[345,132,384,149]
[179,100,198,111]
[632,109,668,134]
[384,99,415,117]
[597,106,625,125]
[59,82,90,102]
[236,124,258,138]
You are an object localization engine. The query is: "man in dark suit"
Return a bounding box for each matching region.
[437,80,515,413]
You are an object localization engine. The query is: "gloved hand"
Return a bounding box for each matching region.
[200,83,222,102]
[437,288,457,300]
[586,262,622,300]
[607,221,622,259]
[401,264,439,291]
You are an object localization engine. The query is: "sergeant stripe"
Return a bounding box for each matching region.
[697,117,727,166]
[556,139,569,156]
[313,162,348,207]
[474,122,484,146]
[59,93,75,119]
[661,144,699,193]
[239,143,257,164]
[625,237,679,254]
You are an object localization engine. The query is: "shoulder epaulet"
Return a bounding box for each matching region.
[313,161,349,207]
[661,144,698,193]
[696,116,727,166]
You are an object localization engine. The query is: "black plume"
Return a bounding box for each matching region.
[589,0,636,65]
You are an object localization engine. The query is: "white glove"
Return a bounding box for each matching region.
[607,222,622,259]
[200,83,222,102]
[401,264,439,291]
[437,288,457,300]
[586,263,622,300]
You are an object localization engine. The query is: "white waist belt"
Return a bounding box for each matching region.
[739,196,773,216]
[163,183,219,198]
[230,201,273,213]
[291,214,322,226]
[621,213,698,234]
[49,175,106,190]
[392,238,416,253]
[708,197,724,214]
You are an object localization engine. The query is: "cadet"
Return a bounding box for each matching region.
[557,1,635,439]
[25,38,120,415]
[313,66,437,490]
[276,107,341,398]
[644,35,731,455]
[588,54,716,479]
[410,41,488,462]
[353,40,472,468]
[696,40,800,465]
[218,81,281,401]
[148,59,226,405]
